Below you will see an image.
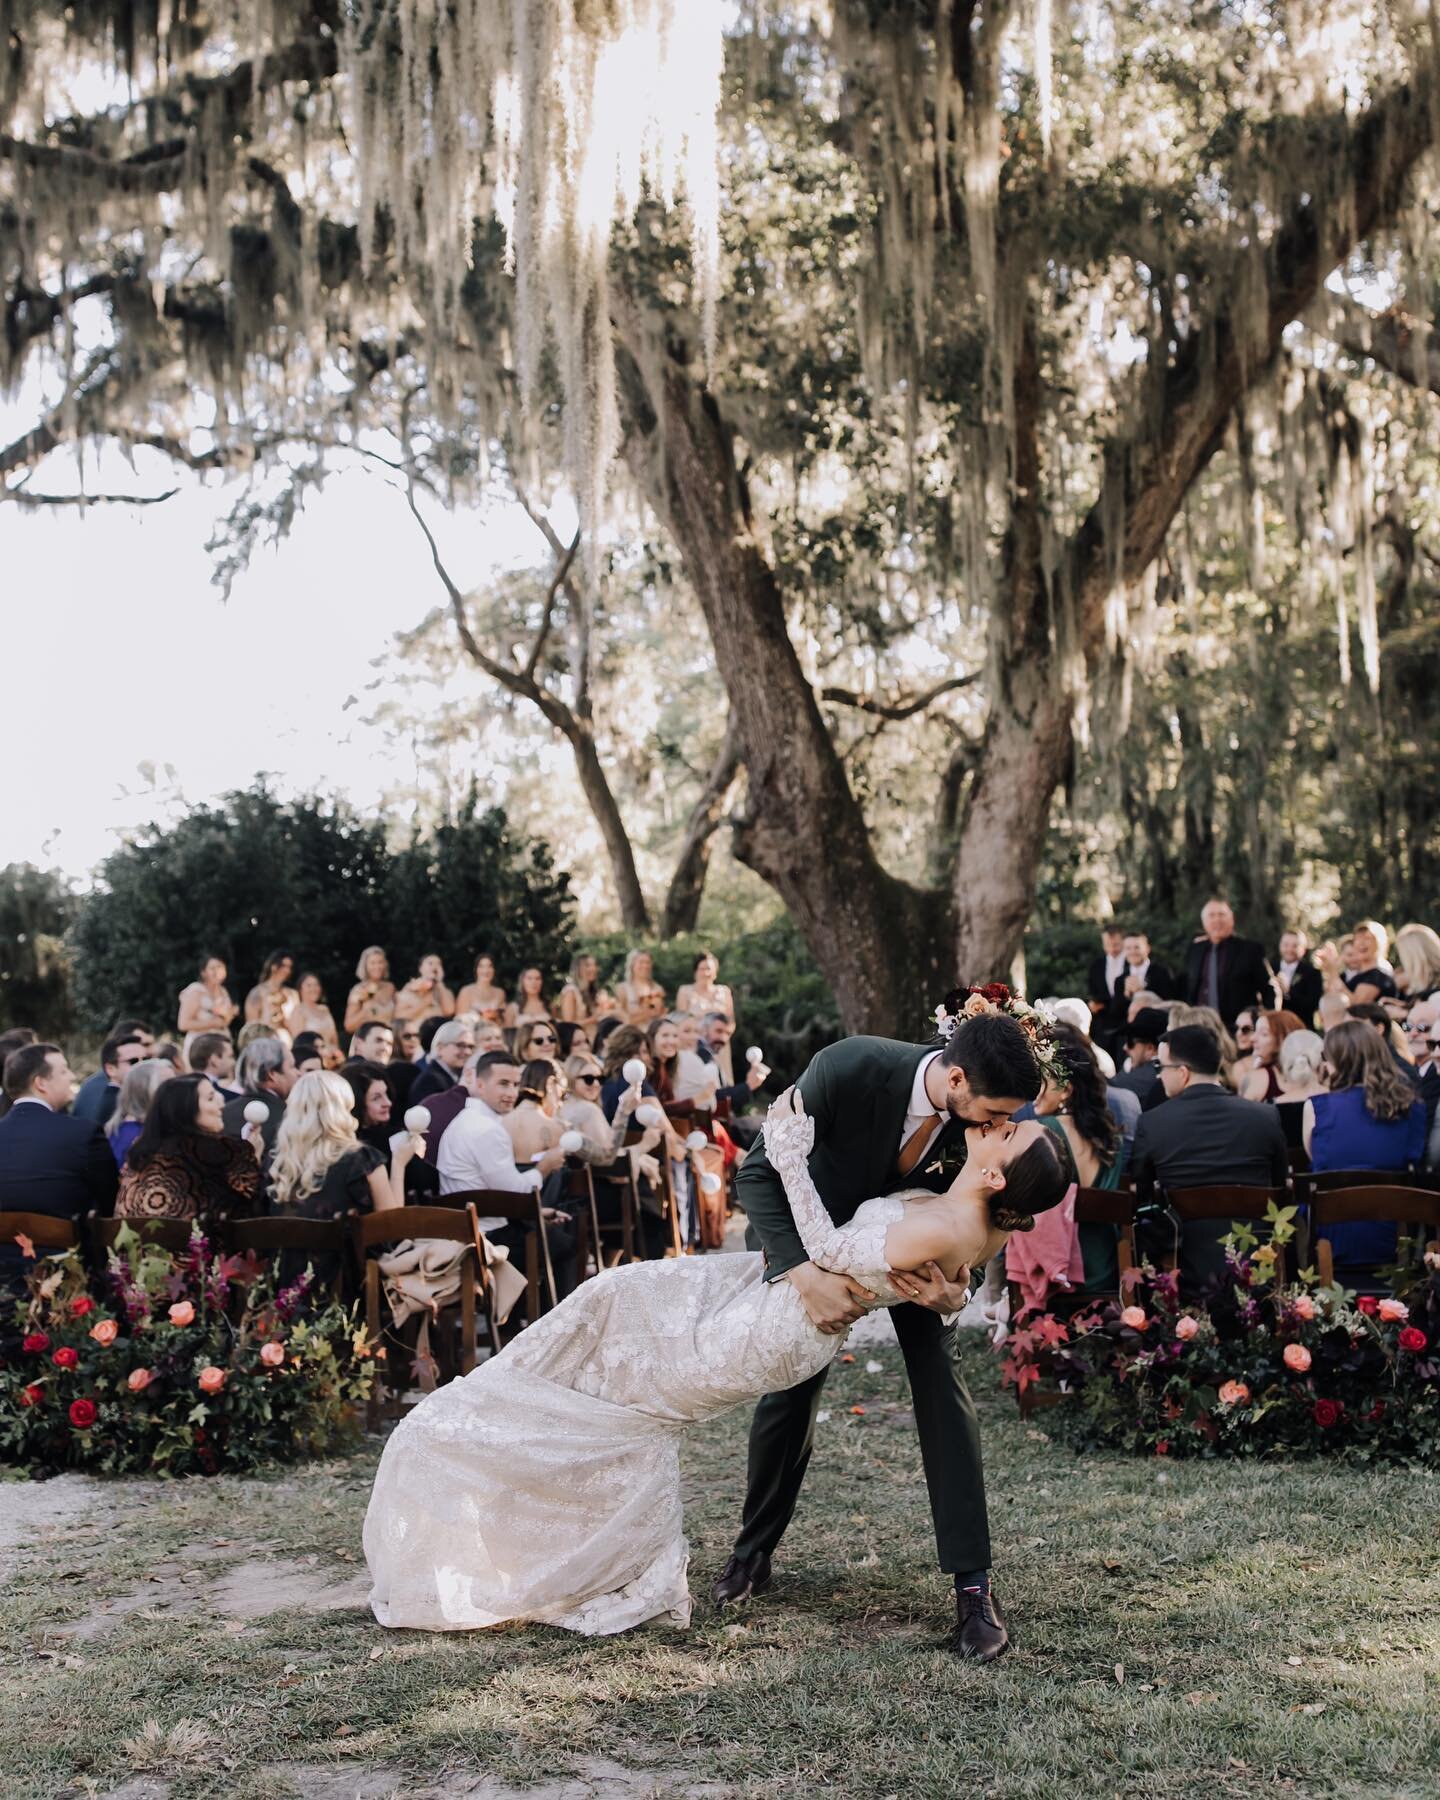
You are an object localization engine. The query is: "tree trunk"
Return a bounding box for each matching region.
[660,713,742,937]
[562,717,651,932]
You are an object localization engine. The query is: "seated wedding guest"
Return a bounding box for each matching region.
[1394,922,1440,1002]
[616,949,667,1027]
[1239,1009,1307,1101]
[244,950,299,1030]
[504,1060,566,1163]
[342,1058,439,1199]
[560,1051,667,1259]
[692,1011,767,1116]
[1272,929,1323,1025]
[116,1074,261,1223]
[1348,1002,1422,1086]
[475,1021,507,1054]
[177,955,239,1049]
[1038,998,1117,1078]
[221,1036,297,1167]
[1109,1008,1168,1110]
[0,1027,38,1121]
[290,1031,327,1074]
[556,1020,591,1059]
[1130,1025,1288,1294]
[152,1040,184,1072]
[1031,1028,1126,1291]
[556,954,609,1035]
[409,1050,480,1160]
[1229,1009,1258,1087]
[602,1025,690,1223]
[1168,1004,1241,1087]
[514,1018,562,1066]
[673,1014,721,1105]
[387,1022,424,1106]
[394,954,456,1028]
[288,973,339,1049]
[1086,925,1127,1056]
[1182,898,1270,1028]
[1338,921,1397,1004]
[1405,997,1440,1129]
[1303,1019,1427,1270]
[454,953,507,1025]
[1317,988,1351,1034]
[345,946,397,1036]
[268,1071,418,1290]
[0,1046,117,1282]
[410,1019,478,1104]
[74,1031,150,1129]
[235,1020,278,1054]
[349,1019,395,1065]
[437,1051,576,1296]
[105,1058,173,1168]
[505,966,552,1030]
[592,1015,625,1062]
[1273,1028,1327,1155]
[188,1030,240,1097]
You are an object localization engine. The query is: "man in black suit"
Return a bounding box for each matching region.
[221,1037,297,1170]
[1130,1025,1288,1295]
[1086,927,1126,1057]
[409,1019,478,1104]
[1109,1008,1170,1111]
[1119,932,1175,1004]
[0,1044,118,1289]
[1273,929,1323,1027]
[1182,899,1271,1029]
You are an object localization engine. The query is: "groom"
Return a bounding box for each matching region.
[711,1012,1042,1660]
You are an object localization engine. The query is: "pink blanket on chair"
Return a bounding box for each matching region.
[1004,1182,1081,1316]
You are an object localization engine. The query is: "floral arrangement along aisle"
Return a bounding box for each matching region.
[1001,1207,1440,1464]
[0,1227,380,1477]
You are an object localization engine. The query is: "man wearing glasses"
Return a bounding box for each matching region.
[410,1021,479,1104]
[1129,1025,1289,1294]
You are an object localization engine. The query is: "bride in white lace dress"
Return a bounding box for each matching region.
[363,1090,1071,1636]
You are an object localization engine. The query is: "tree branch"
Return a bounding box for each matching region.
[1316,290,1440,397]
[819,671,979,722]
[522,530,581,684]
[1,486,179,508]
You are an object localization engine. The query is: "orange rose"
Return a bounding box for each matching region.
[1291,1295,1317,1321]
[1174,1316,1199,1341]
[259,1342,285,1367]
[127,1367,152,1393]
[1218,1380,1250,1407]
[89,1319,119,1347]
[1120,1305,1148,1330]
[169,1301,196,1327]
[197,1366,227,1394]
[1283,1343,1312,1372]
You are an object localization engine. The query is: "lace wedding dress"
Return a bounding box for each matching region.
[364,1096,911,1636]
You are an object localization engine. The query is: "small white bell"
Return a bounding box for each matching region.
[558,1130,584,1155]
[746,1045,764,1065]
[242,1100,269,1127]
[622,1057,647,1087]
[636,1102,664,1128]
[404,1105,432,1134]
[685,1130,707,1151]
[700,1171,722,1195]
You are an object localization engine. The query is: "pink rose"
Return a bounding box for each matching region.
[168,1301,196,1327]
[127,1367,152,1393]
[1218,1380,1250,1407]
[1377,1298,1409,1323]
[1174,1316,1199,1341]
[259,1342,285,1368]
[1291,1295,1316,1321]
[1283,1343,1312,1372]
[1120,1306,1148,1330]
[197,1366,227,1394]
[89,1319,119,1347]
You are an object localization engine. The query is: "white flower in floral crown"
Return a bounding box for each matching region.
[933,1004,956,1041]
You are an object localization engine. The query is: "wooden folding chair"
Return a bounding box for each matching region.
[564,1164,603,1280]
[0,1212,79,1254]
[589,1159,642,1265]
[1308,1185,1440,1288]
[1072,1186,1137,1291]
[227,1216,353,1301]
[353,1207,479,1428]
[1165,1185,1292,1281]
[436,1188,556,1312]
[625,1128,684,1256]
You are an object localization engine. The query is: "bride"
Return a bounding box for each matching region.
[364,1088,1072,1636]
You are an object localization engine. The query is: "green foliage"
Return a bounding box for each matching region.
[0,864,74,1037]
[66,782,575,1033]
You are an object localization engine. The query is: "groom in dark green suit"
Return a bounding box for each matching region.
[712,1012,1043,1660]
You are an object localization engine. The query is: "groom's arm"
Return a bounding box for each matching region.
[734,1045,842,1281]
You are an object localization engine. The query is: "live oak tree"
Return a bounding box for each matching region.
[5,2,1439,1030]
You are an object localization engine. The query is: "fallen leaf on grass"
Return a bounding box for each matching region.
[1101,1559,1124,1573]
[369,1645,384,1661]
[336,1723,355,1736]
[1184,1691,1220,1707]
[222,1621,247,1636]
[850,1405,866,1416]
[1114,1664,1124,1685]
[1286,1655,1304,1666]
[1290,1702,1327,1715]
[839,1354,855,1364]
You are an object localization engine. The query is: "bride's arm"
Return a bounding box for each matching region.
[762,1090,894,1277]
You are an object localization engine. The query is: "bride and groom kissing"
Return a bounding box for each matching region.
[364,991,1072,1658]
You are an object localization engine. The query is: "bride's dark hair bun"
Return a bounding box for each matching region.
[987,1128,1073,1232]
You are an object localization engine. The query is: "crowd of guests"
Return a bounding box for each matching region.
[1020,902,1439,1301]
[0,945,766,1304]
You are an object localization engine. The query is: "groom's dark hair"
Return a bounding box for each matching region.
[939,1012,1042,1101]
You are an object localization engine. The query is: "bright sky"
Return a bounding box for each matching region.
[0,433,561,883]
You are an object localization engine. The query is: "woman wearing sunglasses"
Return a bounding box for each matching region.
[514,1019,561,1065]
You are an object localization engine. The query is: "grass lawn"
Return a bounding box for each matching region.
[1,1334,1437,1799]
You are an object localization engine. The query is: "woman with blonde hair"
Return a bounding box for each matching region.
[105,1057,174,1168]
[557,953,610,1034]
[1239,1009,1307,1102]
[1339,920,1397,1004]
[615,949,667,1027]
[268,1070,420,1287]
[1394,922,1440,1001]
[345,947,397,1035]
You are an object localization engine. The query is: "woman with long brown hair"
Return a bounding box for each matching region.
[1239,1009,1307,1102]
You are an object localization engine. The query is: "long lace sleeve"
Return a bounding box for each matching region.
[761,1092,881,1277]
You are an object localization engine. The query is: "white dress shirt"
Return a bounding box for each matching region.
[1124,956,1151,990]
[901,1051,946,1157]
[1105,951,1127,994]
[438,1096,540,1233]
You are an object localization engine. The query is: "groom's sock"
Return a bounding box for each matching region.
[955,1569,991,1597]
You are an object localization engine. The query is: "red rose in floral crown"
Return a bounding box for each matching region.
[933,985,1066,1086]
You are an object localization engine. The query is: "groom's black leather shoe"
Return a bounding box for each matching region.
[711,1551,772,1608]
[953,1589,1010,1662]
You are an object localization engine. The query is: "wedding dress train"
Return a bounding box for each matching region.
[363,1097,909,1635]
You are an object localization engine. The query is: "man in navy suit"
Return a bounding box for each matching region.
[0,1043,118,1288]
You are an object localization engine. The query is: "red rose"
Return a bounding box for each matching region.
[69,1296,95,1319]
[18,1383,43,1408]
[1368,1401,1386,1423]
[1399,1326,1428,1352]
[67,1398,97,1430]
[1154,1439,1171,1456]
[1356,1295,1379,1315]
[51,1347,79,1370]
[980,982,1013,1003]
[21,1332,50,1354]
[1312,1398,1342,1428]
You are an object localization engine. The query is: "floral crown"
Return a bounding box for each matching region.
[932,984,1068,1088]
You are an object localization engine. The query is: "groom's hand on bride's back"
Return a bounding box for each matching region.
[787,1262,875,1334]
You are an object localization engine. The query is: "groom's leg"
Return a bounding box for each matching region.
[890,1302,991,1572]
[732,1366,832,1561]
